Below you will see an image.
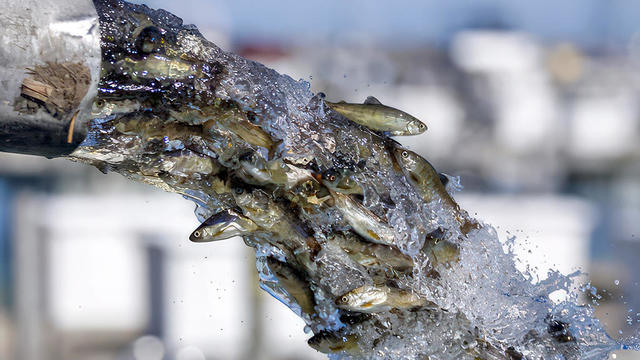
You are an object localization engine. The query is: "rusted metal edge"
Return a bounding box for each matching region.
[0,0,101,158]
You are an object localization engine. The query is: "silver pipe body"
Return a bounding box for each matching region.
[0,0,100,158]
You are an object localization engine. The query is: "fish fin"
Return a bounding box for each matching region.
[268,139,283,160]
[364,96,382,105]
[96,163,109,174]
[438,173,449,187]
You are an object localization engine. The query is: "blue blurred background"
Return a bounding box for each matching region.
[2,0,640,359]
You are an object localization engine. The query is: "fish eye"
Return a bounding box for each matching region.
[193,230,201,237]
[233,187,244,195]
[401,151,409,158]
[322,169,338,182]
[95,99,105,108]
[419,123,426,129]
[341,296,348,303]
[136,26,164,54]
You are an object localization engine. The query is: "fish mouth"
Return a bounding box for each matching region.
[407,122,427,135]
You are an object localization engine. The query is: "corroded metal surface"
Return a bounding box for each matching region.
[0,0,100,157]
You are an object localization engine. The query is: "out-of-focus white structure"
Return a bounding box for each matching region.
[11,188,324,360]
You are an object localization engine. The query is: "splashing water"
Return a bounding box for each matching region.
[70,1,639,359]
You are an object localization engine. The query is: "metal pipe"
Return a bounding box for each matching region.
[0,0,100,158]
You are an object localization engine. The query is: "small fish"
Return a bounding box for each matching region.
[330,233,413,273]
[238,152,313,189]
[113,115,202,139]
[286,178,331,210]
[201,107,279,158]
[267,257,316,315]
[422,237,460,267]
[339,312,372,326]
[117,54,197,80]
[161,152,217,177]
[329,189,396,246]
[231,186,319,274]
[91,98,142,118]
[289,178,326,199]
[169,106,212,126]
[307,330,361,355]
[231,187,283,231]
[393,147,480,234]
[392,148,458,207]
[321,168,363,195]
[326,96,427,136]
[189,209,258,242]
[335,284,431,313]
[238,151,286,184]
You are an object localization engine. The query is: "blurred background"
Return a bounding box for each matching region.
[2,0,640,359]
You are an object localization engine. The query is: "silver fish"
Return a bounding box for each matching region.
[307,330,361,355]
[393,147,458,207]
[189,208,258,242]
[329,189,396,246]
[326,96,427,136]
[321,168,363,195]
[116,54,197,80]
[335,284,432,313]
[231,187,319,274]
[267,257,316,315]
[238,152,313,189]
[200,106,279,158]
[422,238,460,267]
[393,147,480,234]
[91,98,142,118]
[330,233,413,273]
